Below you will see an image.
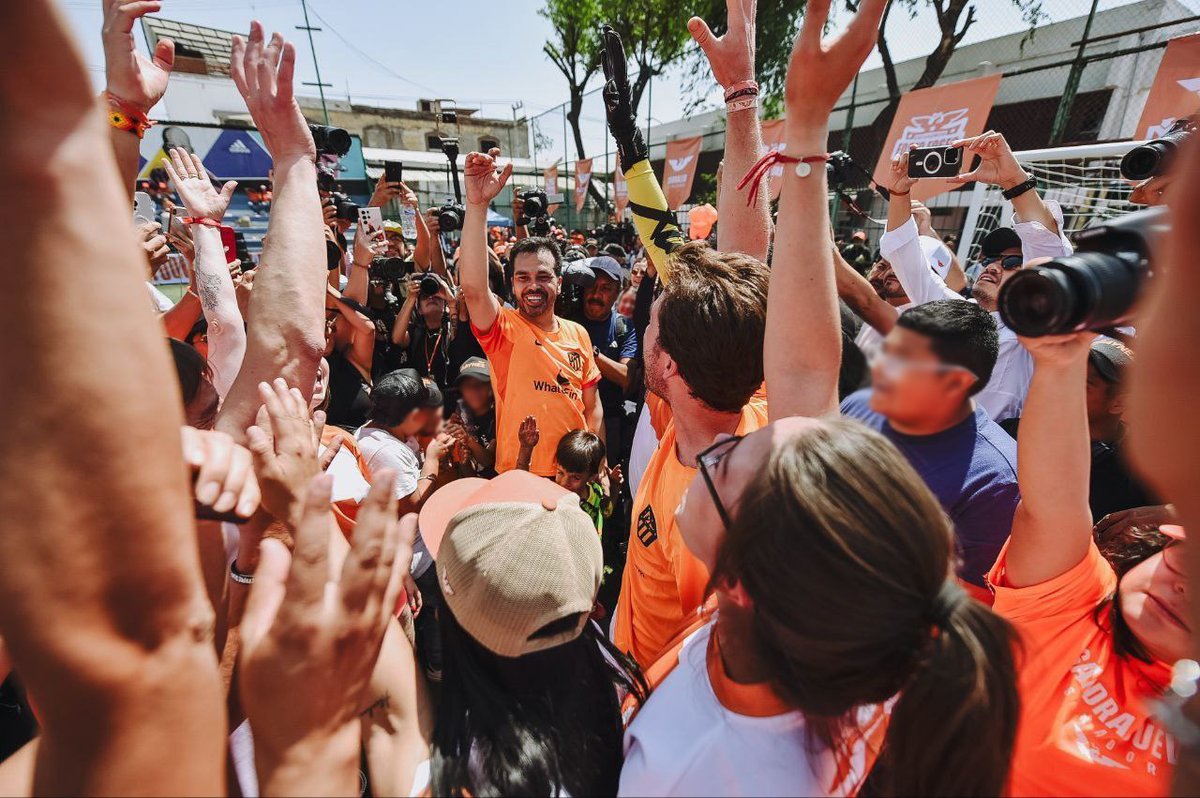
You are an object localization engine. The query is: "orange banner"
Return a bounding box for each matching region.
[872,73,1002,202]
[663,135,703,209]
[574,157,593,214]
[543,165,559,216]
[613,166,628,219]
[760,118,788,202]
[1136,33,1200,140]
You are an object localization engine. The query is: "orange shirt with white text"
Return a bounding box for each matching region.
[474,307,600,476]
[989,540,1174,796]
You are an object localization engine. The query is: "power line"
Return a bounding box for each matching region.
[304,3,439,95]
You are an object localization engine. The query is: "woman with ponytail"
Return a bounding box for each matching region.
[987,332,1189,796]
[619,1,1019,795]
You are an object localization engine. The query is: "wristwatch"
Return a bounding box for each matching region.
[1001,175,1037,201]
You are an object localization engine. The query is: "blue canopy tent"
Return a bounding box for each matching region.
[486,208,513,227]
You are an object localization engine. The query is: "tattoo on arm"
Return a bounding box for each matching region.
[197,272,222,312]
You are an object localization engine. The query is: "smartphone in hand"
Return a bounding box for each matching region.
[907,146,963,179]
[134,191,156,224]
[384,161,403,184]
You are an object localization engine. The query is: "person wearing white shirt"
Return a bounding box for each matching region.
[880,132,1073,422]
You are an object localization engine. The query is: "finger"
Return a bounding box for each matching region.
[840,0,888,54]
[163,159,182,192]
[115,1,161,30]
[218,181,237,206]
[946,170,979,184]
[246,424,279,480]
[319,437,343,472]
[194,434,232,507]
[213,444,253,514]
[280,473,334,617]
[687,17,718,56]
[340,472,398,615]
[244,21,264,95]
[230,35,247,94]
[799,0,831,53]
[499,161,514,186]
[277,42,297,101]
[240,538,291,649]
[312,409,327,449]
[189,151,207,179]
[153,37,175,72]
[259,32,284,97]
[386,514,419,623]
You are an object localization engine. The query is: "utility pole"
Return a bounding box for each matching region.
[297,0,332,124]
[1049,0,1101,146]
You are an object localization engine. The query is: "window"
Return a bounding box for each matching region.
[363,125,391,149]
[426,133,444,151]
[479,136,500,152]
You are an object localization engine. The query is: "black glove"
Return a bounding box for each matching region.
[601,25,648,171]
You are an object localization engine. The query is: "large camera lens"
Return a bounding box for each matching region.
[369,256,406,281]
[326,238,343,271]
[309,124,352,157]
[419,273,441,297]
[999,252,1143,336]
[1120,140,1173,182]
[438,204,464,232]
[523,191,546,218]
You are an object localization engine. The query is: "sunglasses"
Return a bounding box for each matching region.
[697,435,745,530]
[981,255,1024,271]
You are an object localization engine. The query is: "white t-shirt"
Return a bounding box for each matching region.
[147,281,175,312]
[355,425,430,576]
[620,621,882,797]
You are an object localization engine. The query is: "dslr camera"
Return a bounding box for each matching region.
[369,256,408,282]
[438,200,465,232]
[518,189,548,223]
[998,207,1166,337]
[1120,117,1196,181]
[330,191,359,223]
[309,124,352,157]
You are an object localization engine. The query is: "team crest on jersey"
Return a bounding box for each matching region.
[637,505,658,547]
[567,350,583,373]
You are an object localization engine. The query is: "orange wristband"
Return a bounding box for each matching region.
[103,92,153,139]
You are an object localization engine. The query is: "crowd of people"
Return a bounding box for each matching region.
[1,0,1199,795]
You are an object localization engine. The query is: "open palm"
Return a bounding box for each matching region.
[103,0,174,110]
[164,147,236,222]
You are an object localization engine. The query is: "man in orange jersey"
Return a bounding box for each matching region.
[457,148,603,477]
[611,242,770,667]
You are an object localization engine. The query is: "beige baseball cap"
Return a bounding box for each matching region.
[419,470,602,658]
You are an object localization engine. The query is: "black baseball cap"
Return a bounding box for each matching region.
[420,375,444,408]
[980,227,1022,258]
[1089,337,1133,384]
[455,356,490,384]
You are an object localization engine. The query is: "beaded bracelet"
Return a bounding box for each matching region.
[103,92,153,139]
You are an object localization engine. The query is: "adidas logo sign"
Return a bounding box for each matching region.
[228,140,252,154]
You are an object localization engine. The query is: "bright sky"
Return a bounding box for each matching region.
[60,0,1183,148]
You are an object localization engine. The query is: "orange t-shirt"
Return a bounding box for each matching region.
[474,307,601,476]
[989,540,1174,796]
[613,398,769,667]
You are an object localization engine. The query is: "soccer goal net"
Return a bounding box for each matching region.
[957,140,1148,263]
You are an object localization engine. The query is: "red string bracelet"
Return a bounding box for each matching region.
[181,217,222,227]
[737,150,830,206]
[102,92,153,139]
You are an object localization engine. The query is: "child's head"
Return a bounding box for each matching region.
[554,430,605,499]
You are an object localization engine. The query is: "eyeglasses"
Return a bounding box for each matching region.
[981,255,1024,271]
[697,435,744,530]
[870,351,978,383]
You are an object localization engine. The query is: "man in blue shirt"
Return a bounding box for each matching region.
[572,255,639,461]
[841,300,1019,592]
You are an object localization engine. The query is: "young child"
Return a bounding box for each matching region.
[516,416,615,534]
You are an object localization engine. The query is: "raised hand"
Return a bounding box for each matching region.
[600,25,647,169]
[889,149,917,195]
[1019,332,1097,368]
[464,148,513,207]
[164,147,237,222]
[948,131,1029,190]
[246,378,324,528]
[688,0,756,89]
[230,22,315,163]
[368,178,403,208]
[138,220,169,275]
[425,431,457,463]
[353,227,387,267]
[102,0,173,111]
[240,471,409,795]
[784,0,887,130]
[518,415,540,449]
[182,426,261,520]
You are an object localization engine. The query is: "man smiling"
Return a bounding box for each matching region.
[458,148,603,476]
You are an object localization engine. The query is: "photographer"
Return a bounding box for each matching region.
[880,132,1073,422]
[390,270,456,391]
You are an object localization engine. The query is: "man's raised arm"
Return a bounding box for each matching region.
[216,22,326,442]
[689,0,770,261]
[765,0,887,421]
[458,148,511,334]
[0,2,223,792]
